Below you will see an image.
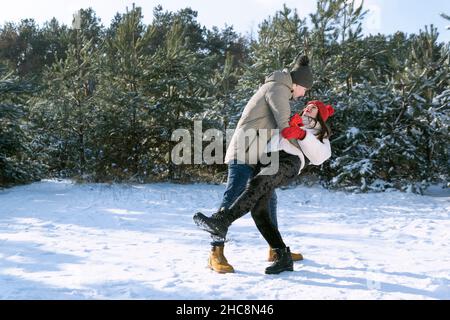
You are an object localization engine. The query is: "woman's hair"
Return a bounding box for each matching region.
[315,112,331,142]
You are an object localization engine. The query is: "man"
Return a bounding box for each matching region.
[207,55,313,273]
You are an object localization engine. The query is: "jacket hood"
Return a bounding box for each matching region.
[264,70,293,89]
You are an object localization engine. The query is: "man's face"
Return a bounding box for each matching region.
[292,84,307,100]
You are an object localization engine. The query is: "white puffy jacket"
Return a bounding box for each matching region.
[265,128,331,174]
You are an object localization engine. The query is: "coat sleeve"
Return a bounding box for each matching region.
[298,131,331,165]
[264,83,291,130]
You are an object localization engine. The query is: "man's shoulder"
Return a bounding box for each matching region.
[264,80,293,99]
[264,70,293,89]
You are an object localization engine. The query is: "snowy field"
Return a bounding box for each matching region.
[0,179,449,300]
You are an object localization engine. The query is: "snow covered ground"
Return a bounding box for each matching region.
[0,180,449,300]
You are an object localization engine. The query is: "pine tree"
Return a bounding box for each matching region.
[325,26,449,192]
[441,13,450,30]
[146,20,214,180]
[0,64,38,186]
[205,26,248,130]
[30,9,101,179]
[1,4,448,190]
[308,0,367,94]
[233,5,309,127]
[96,4,154,181]
[250,5,308,79]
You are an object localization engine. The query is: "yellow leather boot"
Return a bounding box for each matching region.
[268,246,303,262]
[208,245,235,273]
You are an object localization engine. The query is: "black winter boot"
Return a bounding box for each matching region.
[265,247,294,275]
[193,208,233,239]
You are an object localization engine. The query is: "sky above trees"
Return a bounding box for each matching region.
[1,0,450,42]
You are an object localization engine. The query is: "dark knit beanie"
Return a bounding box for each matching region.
[290,55,313,89]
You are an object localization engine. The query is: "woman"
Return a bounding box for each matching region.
[194,100,335,274]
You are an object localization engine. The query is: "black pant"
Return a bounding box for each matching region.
[227,151,301,248]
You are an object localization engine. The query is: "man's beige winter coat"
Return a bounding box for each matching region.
[224,70,293,164]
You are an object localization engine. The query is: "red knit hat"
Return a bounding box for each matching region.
[307,100,335,122]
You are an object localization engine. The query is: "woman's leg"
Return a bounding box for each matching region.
[212,162,255,245]
[226,152,300,223]
[251,188,295,275]
[251,191,286,249]
[193,152,300,239]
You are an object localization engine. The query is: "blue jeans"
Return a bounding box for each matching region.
[211,162,278,246]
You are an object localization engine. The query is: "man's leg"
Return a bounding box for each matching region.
[207,161,255,274]
[211,162,255,246]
